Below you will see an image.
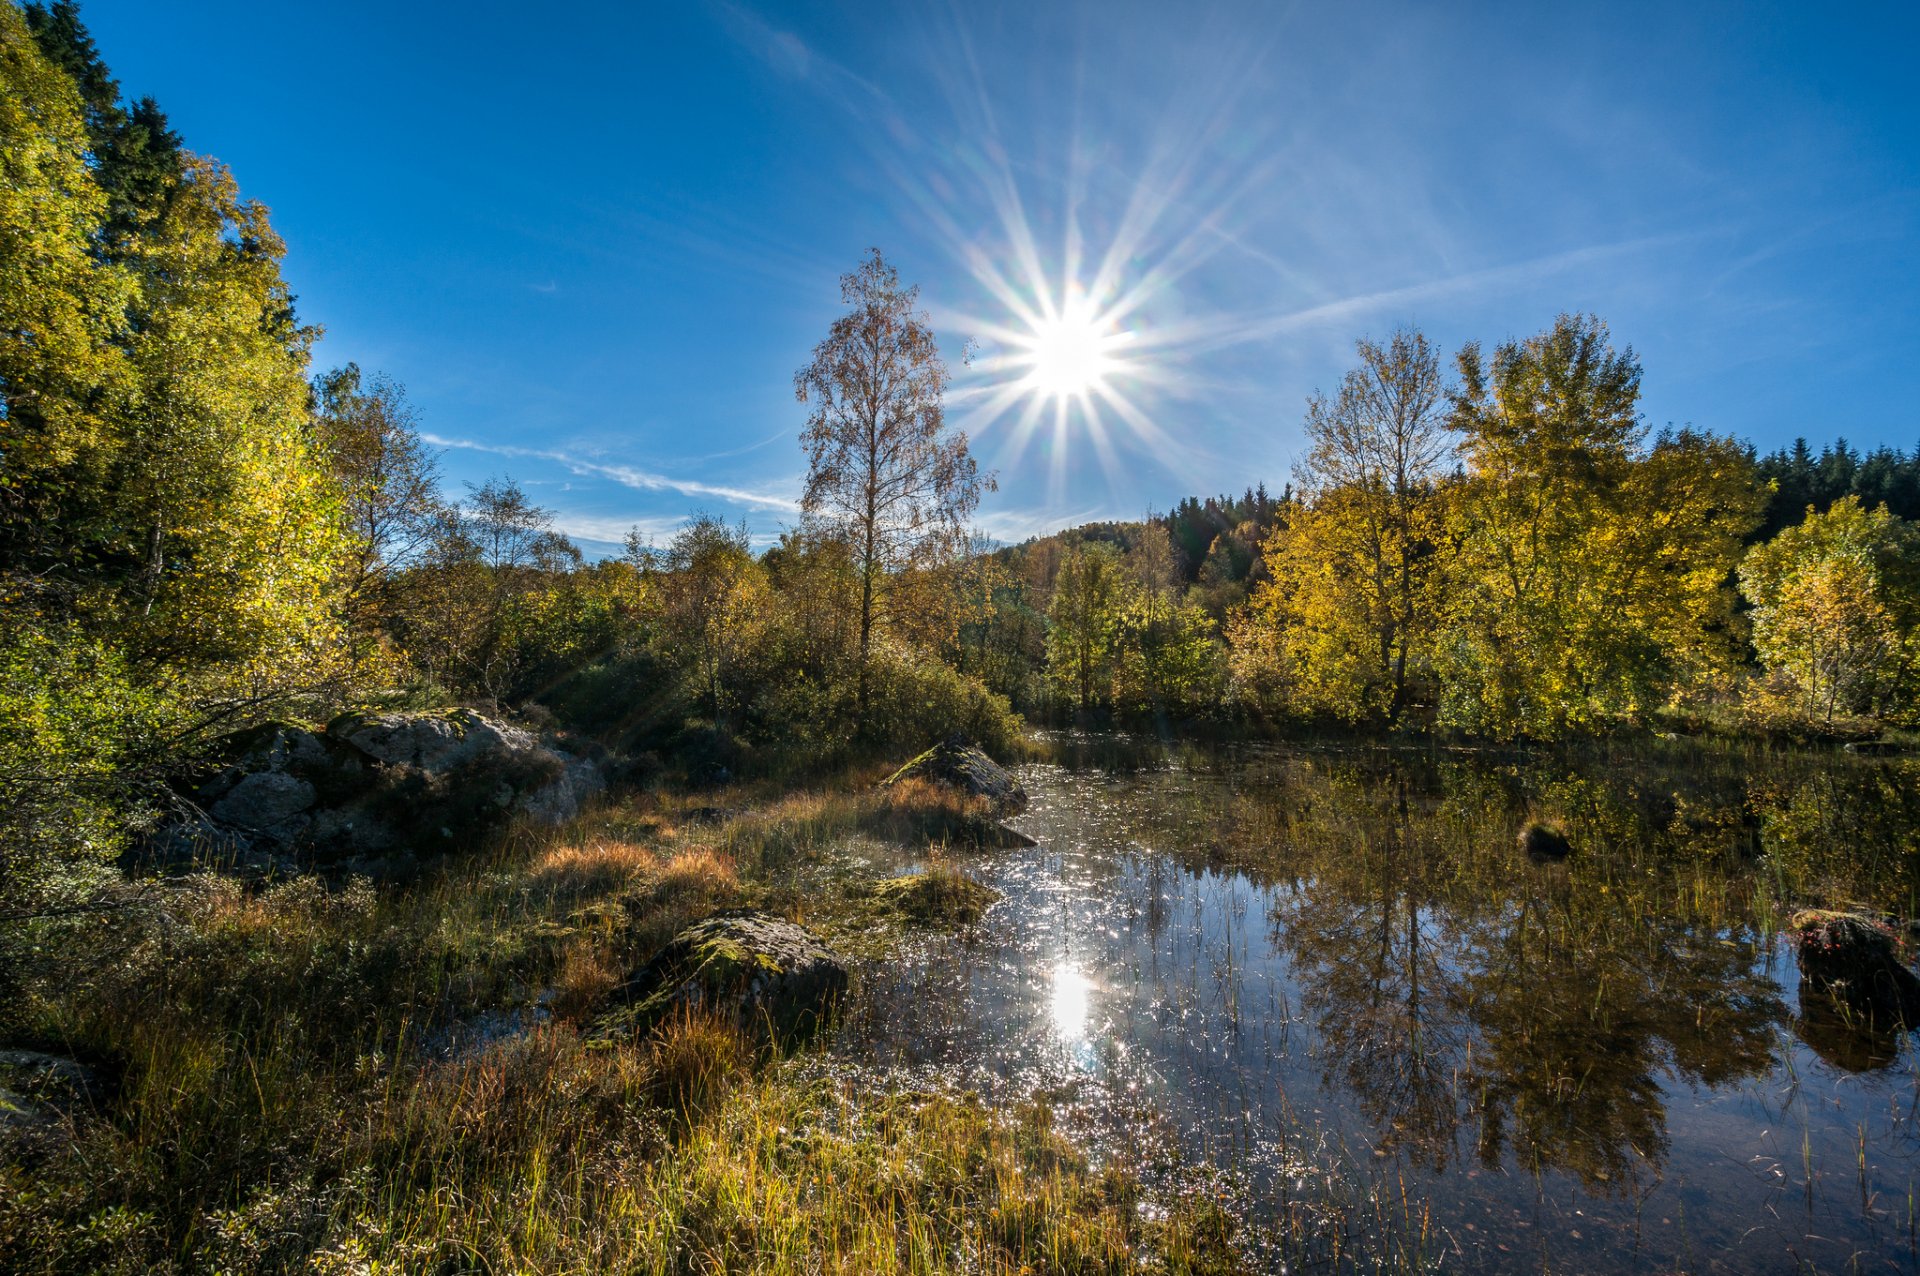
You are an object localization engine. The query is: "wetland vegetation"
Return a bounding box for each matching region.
[5,4,1920,1273]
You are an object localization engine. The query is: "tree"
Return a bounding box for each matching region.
[0,2,130,576]
[313,363,446,656]
[23,1,183,242]
[1235,330,1452,723]
[794,249,990,729]
[1440,315,1762,736]
[1046,540,1125,712]
[406,478,579,704]
[653,514,768,727]
[1114,522,1221,716]
[1740,497,1920,724]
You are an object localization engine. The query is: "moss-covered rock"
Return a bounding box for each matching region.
[1517,821,1572,860]
[884,734,1028,819]
[1790,909,1920,1032]
[872,870,1000,926]
[594,910,848,1045]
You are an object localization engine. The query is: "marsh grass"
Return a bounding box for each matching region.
[0,774,1253,1274]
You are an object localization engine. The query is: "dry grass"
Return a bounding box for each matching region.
[0,770,1259,1274]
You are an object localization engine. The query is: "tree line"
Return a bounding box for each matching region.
[5,1,1918,926]
[955,322,1919,739]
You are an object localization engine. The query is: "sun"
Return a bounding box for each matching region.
[1016,301,1126,401]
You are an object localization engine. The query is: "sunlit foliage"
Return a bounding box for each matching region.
[795,249,991,729]
[1233,331,1452,724]
[1438,314,1763,737]
[1740,495,1920,725]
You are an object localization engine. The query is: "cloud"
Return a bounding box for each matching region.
[422,433,801,514]
[972,504,1120,546]
[1192,233,1699,352]
[711,2,898,124]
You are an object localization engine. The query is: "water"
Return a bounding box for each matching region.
[835,735,1920,1273]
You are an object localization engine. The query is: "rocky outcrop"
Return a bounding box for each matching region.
[1791,909,1920,1031]
[138,710,603,877]
[883,734,1028,819]
[593,910,848,1044]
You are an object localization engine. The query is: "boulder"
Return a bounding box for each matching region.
[883,734,1028,819]
[137,710,604,877]
[0,1050,102,1134]
[1790,909,1920,1031]
[327,709,539,774]
[1517,822,1572,860]
[594,910,848,1044]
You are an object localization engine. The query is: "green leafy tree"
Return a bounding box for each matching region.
[1115,523,1222,715]
[1740,496,1920,724]
[0,2,131,571]
[1046,541,1126,712]
[1233,330,1452,723]
[652,514,769,727]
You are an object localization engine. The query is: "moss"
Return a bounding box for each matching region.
[871,869,999,926]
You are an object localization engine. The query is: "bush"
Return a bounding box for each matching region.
[861,646,1024,757]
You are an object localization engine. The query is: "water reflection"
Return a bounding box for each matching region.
[837,738,1920,1273]
[1048,961,1092,1042]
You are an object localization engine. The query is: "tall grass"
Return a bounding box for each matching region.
[0,780,1253,1274]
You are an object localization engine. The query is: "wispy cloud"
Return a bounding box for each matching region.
[421,433,801,514]
[711,2,896,123]
[973,505,1119,546]
[1189,234,1700,352]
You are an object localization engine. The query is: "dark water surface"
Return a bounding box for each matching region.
[835,735,1920,1274]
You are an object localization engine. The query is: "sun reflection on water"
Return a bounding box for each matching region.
[1049,961,1092,1041]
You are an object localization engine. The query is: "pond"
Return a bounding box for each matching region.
[834,734,1920,1274]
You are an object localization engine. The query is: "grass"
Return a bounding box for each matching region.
[0,775,1254,1275]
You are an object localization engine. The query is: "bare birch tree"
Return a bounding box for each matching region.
[794,249,990,728]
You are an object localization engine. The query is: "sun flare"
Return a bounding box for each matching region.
[1018,305,1126,401]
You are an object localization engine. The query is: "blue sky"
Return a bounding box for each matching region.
[76,1,1919,553]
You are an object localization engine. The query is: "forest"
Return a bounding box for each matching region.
[5,4,1920,1273]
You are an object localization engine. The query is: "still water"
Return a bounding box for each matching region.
[838,735,1920,1273]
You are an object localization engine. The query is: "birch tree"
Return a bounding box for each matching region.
[794,249,989,728]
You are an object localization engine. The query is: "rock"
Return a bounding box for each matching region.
[884,734,1028,819]
[208,771,317,835]
[1790,909,1920,1031]
[0,1051,102,1132]
[594,910,848,1044]
[136,710,604,877]
[328,709,539,774]
[1517,822,1572,860]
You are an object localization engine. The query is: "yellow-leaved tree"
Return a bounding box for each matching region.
[1440,314,1762,737]
[1740,496,1920,726]
[1229,330,1451,724]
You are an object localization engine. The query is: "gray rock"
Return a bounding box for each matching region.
[330,709,539,774]
[0,1051,102,1132]
[208,771,317,834]
[883,734,1028,819]
[595,910,848,1044]
[138,710,604,877]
